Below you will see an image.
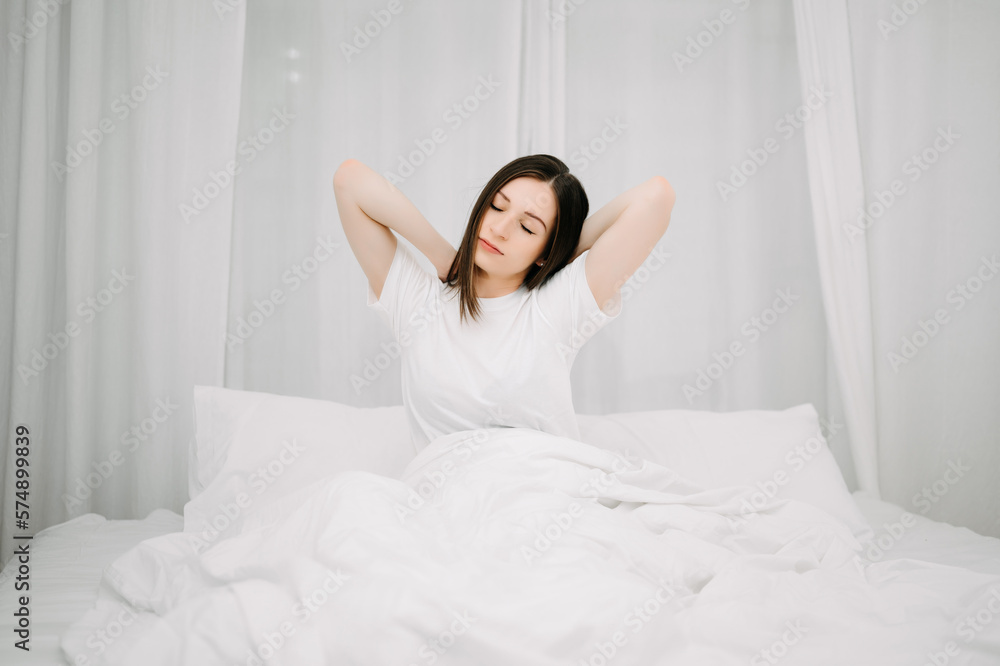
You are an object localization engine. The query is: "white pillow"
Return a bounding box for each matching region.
[577,403,872,540]
[188,387,870,544]
[186,386,414,543]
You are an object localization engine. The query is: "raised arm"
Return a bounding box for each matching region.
[573,177,675,310]
[332,159,457,299]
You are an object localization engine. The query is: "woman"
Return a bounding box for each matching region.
[333,154,676,450]
[61,160,991,666]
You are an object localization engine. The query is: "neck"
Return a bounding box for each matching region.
[475,270,526,298]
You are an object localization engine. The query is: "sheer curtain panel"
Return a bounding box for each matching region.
[0,0,246,564]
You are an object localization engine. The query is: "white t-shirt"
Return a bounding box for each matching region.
[366,241,623,450]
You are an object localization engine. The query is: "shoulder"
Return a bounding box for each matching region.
[540,251,587,292]
[393,242,443,286]
[538,250,598,305]
[531,249,622,336]
[368,241,444,321]
[530,251,590,320]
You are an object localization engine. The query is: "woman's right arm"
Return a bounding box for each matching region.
[332,159,457,299]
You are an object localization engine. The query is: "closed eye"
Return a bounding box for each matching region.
[490,203,535,235]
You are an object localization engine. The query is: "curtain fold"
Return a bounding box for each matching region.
[3,1,998,567]
[222,2,524,403]
[561,0,848,487]
[516,0,566,156]
[790,0,881,496]
[0,0,246,564]
[845,0,1000,537]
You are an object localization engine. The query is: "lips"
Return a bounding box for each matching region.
[479,238,503,255]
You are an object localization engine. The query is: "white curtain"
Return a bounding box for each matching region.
[557,0,853,483]
[0,0,245,564]
[225,0,850,486]
[221,1,524,399]
[846,0,1000,537]
[3,0,998,568]
[791,0,881,495]
[516,0,566,155]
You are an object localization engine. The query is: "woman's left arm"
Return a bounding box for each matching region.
[572,177,675,310]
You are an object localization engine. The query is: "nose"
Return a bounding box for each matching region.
[489,216,510,241]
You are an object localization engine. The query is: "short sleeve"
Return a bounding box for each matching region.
[366,241,437,341]
[536,250,623,360]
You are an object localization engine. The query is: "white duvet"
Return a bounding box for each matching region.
[62,427,1000,665]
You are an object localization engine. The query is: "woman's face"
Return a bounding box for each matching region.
[475,177,557,281]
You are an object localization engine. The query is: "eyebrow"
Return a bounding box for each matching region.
[497,190,547,231]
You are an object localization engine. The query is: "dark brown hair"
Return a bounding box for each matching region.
[444,154,588,325]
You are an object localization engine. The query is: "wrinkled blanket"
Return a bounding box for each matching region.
[61,427,1000,665]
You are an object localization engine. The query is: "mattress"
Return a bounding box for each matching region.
[0,494,998,665]
[0,509,183,665]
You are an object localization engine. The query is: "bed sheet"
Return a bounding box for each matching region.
[0,509,183,665]
[1,491,999,665]
[852,491,1000,578]
[50,429,1000,665]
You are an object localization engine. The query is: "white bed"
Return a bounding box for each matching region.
[2,496,999,665]
[1,387,998,665]
[0,510,184,665]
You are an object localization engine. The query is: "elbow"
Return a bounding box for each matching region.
[333,158,362,191]
[649,176,675,201]
[643,176,676,211]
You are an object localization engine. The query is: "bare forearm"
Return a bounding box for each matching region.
[334,160,456,276]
